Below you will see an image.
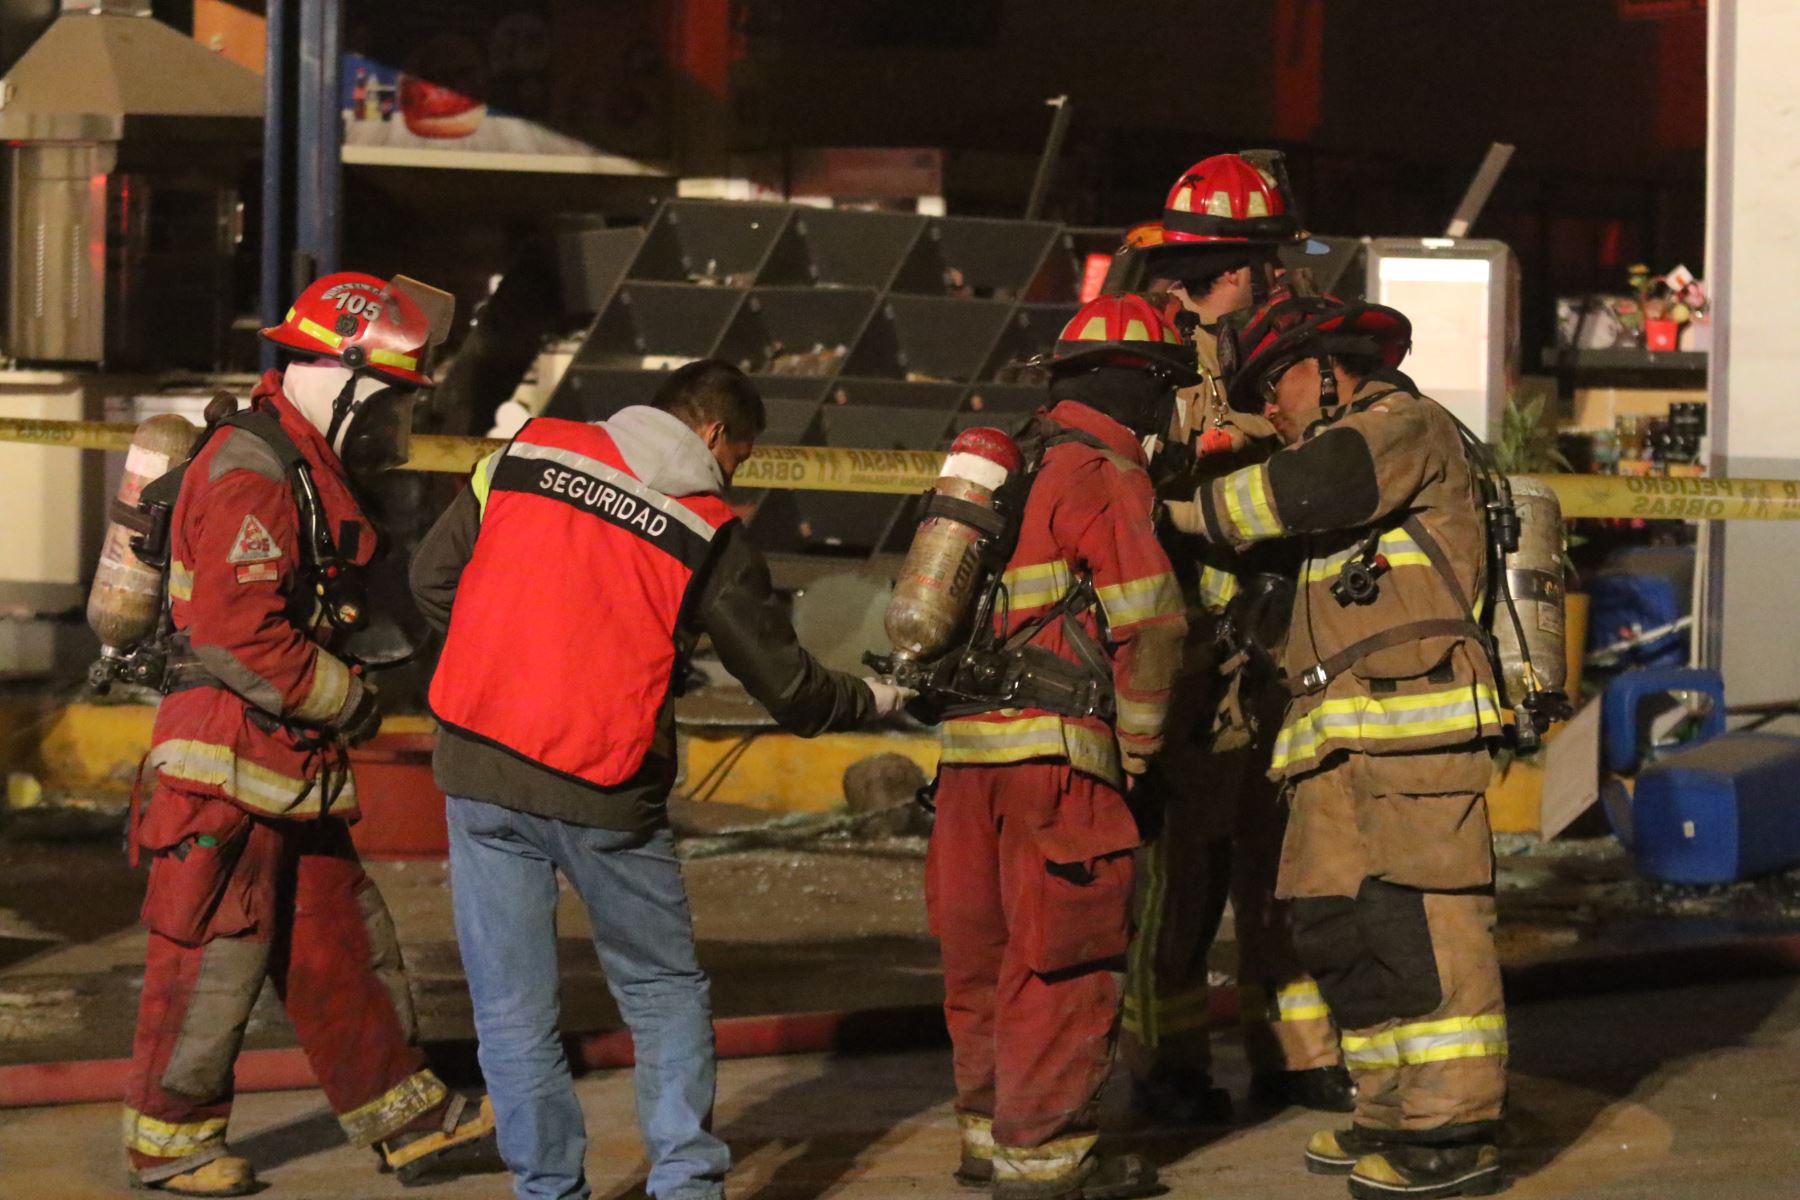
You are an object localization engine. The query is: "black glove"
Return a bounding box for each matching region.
[338,684,382,747]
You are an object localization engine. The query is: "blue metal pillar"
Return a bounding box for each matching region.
[259,0,288,369]
[294,0,341,287]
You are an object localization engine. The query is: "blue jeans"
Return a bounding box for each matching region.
[447,795,728,1200]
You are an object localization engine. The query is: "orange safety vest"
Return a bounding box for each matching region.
[429,417,736,788]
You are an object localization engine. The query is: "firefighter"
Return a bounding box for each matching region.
[1164,295,1508,1199]
[1121,153,1348,1120]
[930,294,1188,1200]
[123,273,495,1196]
[412,360,909,1200]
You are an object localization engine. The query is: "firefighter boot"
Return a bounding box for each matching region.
[378,1094,497,1185]
[1249,1064,1356,1113]
[132,1156,258,1197]
[953,1114,994,1190]
[1348,1144,1503,1199]
[993,1153,1161,1200]
[1303,1126,1390,1175]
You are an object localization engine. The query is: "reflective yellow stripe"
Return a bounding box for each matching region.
[293,651,352,724]
[958,1113,995,1157]
[1000,559,1073,612]
[1114,691,1167,738]
[168,559,193,602]
[149,738,353,815]
[367,347,420,372]
[1301,529,1435,586]
[940,716,1121,785]
[296,316,345,350]
[1271,683,1503,774]
[122,1108,227,1159]
[337,1070,449,1145]
[1095,571,1182,630]
[993,1133,1099,1183]
[1198,564,1238,611]
[1342,1014,1507,1071]
[470,451,501,517]
[1243,979,1331,1024]
[1221,463,1282,541]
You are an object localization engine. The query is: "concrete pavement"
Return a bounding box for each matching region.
[4,973,1798,1199]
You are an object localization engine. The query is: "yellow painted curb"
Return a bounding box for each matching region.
[16,704,941,817]
[683,729,938,813]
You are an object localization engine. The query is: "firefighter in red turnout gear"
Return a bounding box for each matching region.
[928,296,1189,1200]
[123,273,494,1196]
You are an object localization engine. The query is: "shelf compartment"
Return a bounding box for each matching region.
[757,208,927,289]
[628,200,794,284]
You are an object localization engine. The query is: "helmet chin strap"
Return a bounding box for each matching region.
[282,362,391,457]
[1316,355,1338,407]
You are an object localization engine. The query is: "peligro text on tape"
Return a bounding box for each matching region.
[1534,473,1800,521]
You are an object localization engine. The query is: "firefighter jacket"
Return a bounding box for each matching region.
[412,406,874,833]
[1168,370,1504,779]
[938,400,1187,787]
[147,372,376,819]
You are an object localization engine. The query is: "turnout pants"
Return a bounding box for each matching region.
[927,761,1139,1190]
[1280,749,1507,1138]
[124,787,448,1183]
[1123,672,1335,1084]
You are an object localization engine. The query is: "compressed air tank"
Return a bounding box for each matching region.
[1494,475,1568,701]
[883,426,1022,663]
[87,413,197,652]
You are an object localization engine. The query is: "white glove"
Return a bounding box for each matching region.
[864,677,918,719]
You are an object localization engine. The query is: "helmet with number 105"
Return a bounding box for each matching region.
[260,272,438,388]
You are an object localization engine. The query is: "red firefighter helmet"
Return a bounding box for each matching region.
[1221,293,1411,412]
[260,272,442,388]
[1159,153,1299,248]
[1046,293,1198,382]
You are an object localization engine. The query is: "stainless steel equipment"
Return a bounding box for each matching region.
[0,1,261,367]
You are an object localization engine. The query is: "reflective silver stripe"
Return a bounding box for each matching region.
[1114,691,1167,737]
[1096,571,1182,628]
[1272,684,1503,773]
[503,441,719,542]
[1001,560,1073,611]
[1342,1015,1507,1070]
[1197,564,1237,610]
[1224,464,1282,540]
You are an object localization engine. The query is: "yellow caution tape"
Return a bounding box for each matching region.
[1532,472,1800,521]
[6,414,1800,519]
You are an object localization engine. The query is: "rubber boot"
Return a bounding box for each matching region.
[378,1094,498,1186]
[1250,1064,1356,1113]
[993,1153,1161,1200]
[131,1156,258,1197]
[1303,1126,1390,1175]
[1348,1144,1503,1199]
[954,1152,993,1190]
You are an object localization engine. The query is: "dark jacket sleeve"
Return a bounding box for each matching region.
[694,523,875,735]
[409,485,480,636]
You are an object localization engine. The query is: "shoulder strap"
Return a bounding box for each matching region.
[1289,617,1483,696]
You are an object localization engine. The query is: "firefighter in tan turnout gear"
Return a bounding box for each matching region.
[1122,152,1348,1121]
[1165,294,1508,1199]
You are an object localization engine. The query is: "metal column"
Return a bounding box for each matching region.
[293,0,341,287]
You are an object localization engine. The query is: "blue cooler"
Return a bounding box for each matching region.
[1630,732,1800,884]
